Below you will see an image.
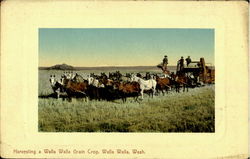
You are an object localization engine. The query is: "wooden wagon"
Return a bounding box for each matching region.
[176,57,215,85]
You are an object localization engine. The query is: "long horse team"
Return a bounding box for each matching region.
[49,58,215,103]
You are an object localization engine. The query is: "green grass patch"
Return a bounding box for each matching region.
[38,86,215,132]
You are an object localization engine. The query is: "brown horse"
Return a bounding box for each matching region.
[171,72,189,93]
[114,81,141,103]
[61,77,89,101]
[155,76,172,95]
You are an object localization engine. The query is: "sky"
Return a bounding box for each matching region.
[39,28,214,67]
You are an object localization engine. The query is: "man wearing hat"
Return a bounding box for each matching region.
[179,56,184,70]
[162,55,168,72]
[185,56,192,67]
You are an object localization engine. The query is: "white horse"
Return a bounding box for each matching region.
[163,74,171,78]
[63,71,75,80]
[49,75,63,98]
[87,75,104,88]
[131,74,157,99]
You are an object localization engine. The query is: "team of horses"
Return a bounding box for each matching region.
[49,71,200,102]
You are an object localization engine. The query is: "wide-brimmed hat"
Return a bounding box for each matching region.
[164,55,167,57]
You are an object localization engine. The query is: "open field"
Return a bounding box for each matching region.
[38,69,215,132]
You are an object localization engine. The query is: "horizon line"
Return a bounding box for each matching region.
[38,65,178,68]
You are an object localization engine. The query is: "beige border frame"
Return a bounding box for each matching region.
[1,1,248,158]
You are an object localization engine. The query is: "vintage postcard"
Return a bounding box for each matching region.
[1,1,248,159]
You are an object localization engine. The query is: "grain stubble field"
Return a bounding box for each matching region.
[38,69,215,132]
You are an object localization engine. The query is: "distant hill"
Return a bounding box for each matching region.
[40,64,75,70]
